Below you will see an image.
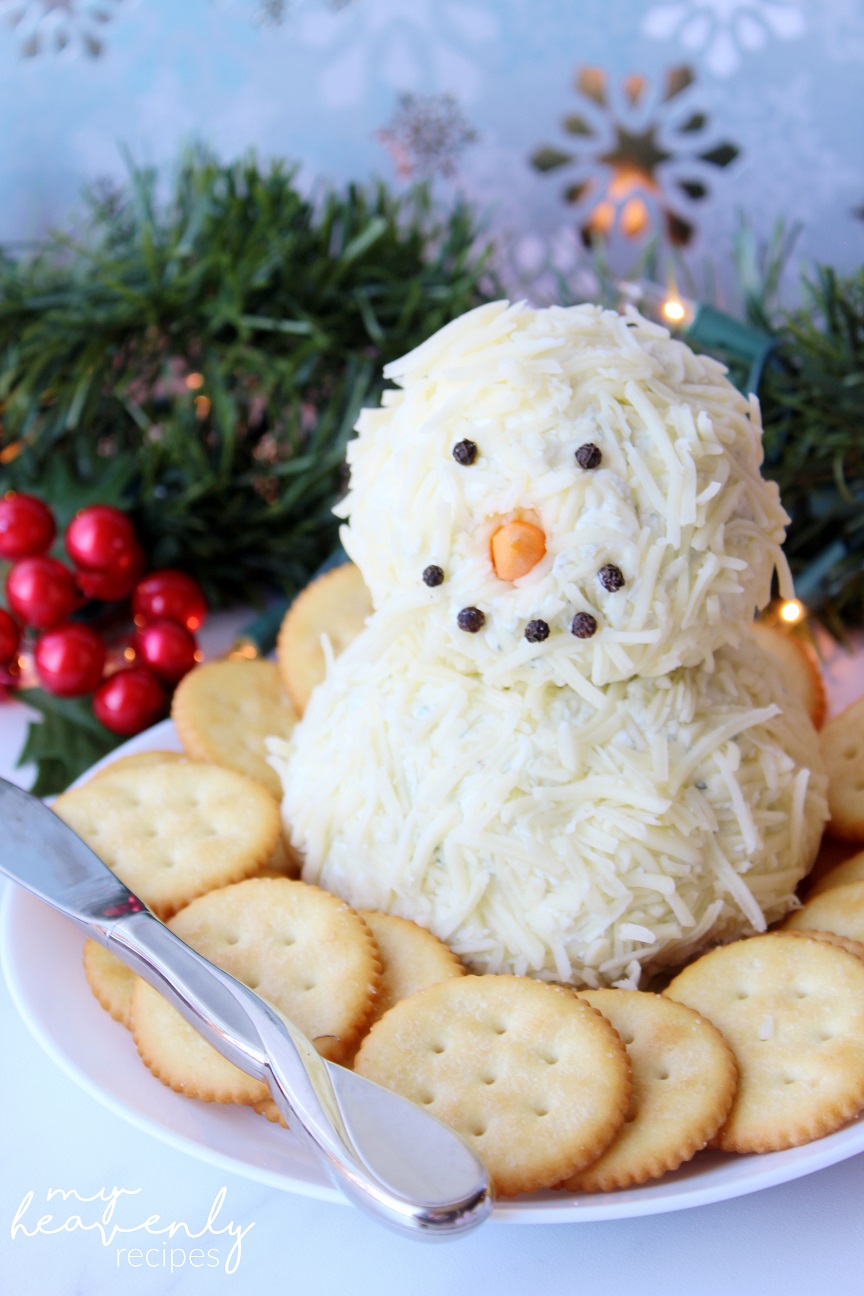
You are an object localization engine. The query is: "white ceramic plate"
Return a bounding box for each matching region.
[4,716,864,1224]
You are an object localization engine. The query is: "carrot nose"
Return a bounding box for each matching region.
[491,520,547,581]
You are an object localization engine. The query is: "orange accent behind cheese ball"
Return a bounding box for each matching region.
[491,520,547,581]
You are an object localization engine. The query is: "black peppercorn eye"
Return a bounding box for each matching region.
[575,442,602,470]
[570,612,598,639]
[452,439,478,466]
[422,565,445,587]
[598,563,625,592]
[524,619,550,643]
[457,607,485,633]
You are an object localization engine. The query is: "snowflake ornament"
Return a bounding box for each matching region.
[530,65,741,248]
[0,0,124,57]
[377,92,477,180]
[642,0,806,77]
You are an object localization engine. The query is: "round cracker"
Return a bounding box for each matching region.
[276,563,373,715]
[255,910,465,1124]
[360,911,464,1026]
[133,878,382,1104]
[664,932,864,1153]
[171,659,296,799]
[83,939,135,1028]
[783,880,864,945]
[782,928,864,962]
[807,849,864,899]
[562,990,737,1192]
[820,696,864,841]
[749,622,826,730]
[53,763,281,919]
[133,977,267,1105]
[353,974,631,1198]
[89,751,187,782]
[170,878,381,1065]
[250,831,302,880]
[252,1094,286,1124]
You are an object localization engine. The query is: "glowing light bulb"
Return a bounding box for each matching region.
[616,280,696,330]
[779,599,804,624]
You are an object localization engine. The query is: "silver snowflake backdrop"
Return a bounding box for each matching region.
[642,0,806,77]
[530,65,740,248]
[0,0,859,299]
[0,0,123,57]
[377,93,478,180]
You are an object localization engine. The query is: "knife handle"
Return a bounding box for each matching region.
[107,911,270,1075]
[109,911,492,1239]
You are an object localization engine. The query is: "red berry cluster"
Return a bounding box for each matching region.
[0,493,207,737]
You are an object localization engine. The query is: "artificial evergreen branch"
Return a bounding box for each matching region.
[750,265,864,634]
[0,148,495,607]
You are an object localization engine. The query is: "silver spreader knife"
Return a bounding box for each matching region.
[0,778,492,1240]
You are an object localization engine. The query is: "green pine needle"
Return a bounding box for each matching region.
[0,147,495,609]
[754,265,864,631]
[16,689,125,797]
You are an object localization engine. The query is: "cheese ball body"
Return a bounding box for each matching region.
[270,633,828,988]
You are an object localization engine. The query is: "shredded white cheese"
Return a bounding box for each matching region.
[270,635,828,987]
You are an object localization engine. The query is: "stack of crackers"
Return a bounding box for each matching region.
[51,595,864,1201]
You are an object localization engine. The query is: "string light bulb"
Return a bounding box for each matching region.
[779,599,805,625]
[618,280,696,330]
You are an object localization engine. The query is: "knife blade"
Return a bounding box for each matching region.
[0,777,492,1238]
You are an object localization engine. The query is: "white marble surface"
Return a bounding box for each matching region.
[2,614,864,1296]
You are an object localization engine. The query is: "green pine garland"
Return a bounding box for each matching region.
[0,148,495,607]
[754,267,864,636]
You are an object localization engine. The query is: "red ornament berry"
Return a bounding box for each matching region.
[0,608,21,670]
[0,493,56,560]
[65,505,139,572]
[34,624,106,698]
[6,556,79,629]
[133,570,208,633]
[133,618,198,686]
[93,667,166,736]
[76,545,145,603]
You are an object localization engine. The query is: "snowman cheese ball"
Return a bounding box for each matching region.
[270,302,828,988]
